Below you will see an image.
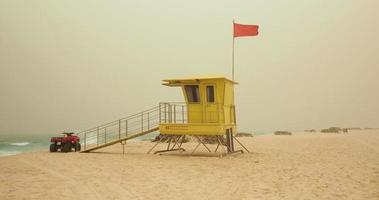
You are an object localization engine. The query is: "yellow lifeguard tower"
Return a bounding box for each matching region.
[150,76,248,154]
[160,76,237,135]
[78,76,248,155]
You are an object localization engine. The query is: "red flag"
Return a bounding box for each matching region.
[233,23,259,37]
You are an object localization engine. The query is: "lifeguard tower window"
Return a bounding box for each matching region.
[206,86,215,103]
[185,85,200,103]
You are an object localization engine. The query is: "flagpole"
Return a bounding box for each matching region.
[232,19,235,81]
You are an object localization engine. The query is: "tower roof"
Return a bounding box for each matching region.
[162,76,237,86]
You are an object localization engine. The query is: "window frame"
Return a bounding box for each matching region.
[184,85,201,104]
[206,85,216,104]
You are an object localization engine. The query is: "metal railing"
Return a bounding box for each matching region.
[159,102,236,124]
[77,106,160,151]
[159,102,188,124]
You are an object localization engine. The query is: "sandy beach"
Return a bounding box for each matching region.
[1,130,378,200]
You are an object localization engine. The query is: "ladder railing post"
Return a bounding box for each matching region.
[118,120,121,139]
[125,120,128,137]
[147,112,150,130]
[141,112,144,132]
[159,104,161,123]
[104,127,107,143]
[164,103,167,123]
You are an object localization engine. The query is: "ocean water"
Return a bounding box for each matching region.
[0,134,51,157]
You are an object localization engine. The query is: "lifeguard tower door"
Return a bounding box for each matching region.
[202,83,218,123]
[184,85,203,123]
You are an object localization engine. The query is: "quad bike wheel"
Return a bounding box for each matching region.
[49,144,57,152]
[62,143,72,152]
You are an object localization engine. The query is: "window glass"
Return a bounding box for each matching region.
[206,85,215,103]
[185,85,200,103]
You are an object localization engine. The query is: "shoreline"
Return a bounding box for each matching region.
[1,129,376,157]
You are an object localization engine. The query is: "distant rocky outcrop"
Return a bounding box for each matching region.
[236,132,253,137]
[321,127,341,133]
[304,129,316,133]
[274,131,292,135]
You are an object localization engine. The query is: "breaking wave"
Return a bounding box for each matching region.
[10,142,30,146]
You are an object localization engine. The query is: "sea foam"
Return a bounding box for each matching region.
[10,142,30,146]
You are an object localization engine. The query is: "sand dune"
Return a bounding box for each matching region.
[0,130,378,200]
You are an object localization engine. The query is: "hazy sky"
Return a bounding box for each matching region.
[0,0,378,134]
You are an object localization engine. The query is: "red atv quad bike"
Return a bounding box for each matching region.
[50,132,81,152]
